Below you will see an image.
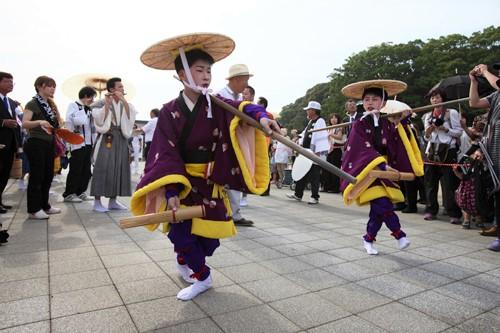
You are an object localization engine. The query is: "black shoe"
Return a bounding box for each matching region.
[0,230,9,243]
[0,204,12,209]
[402,207,417,213]
[0,207,6,214]
[394,203,406,211]
[234,218,254,226]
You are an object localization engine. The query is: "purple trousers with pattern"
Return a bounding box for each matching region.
[364,197,406,242]
[168,220,219,281]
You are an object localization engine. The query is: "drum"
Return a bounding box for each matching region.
[291,151,313,181]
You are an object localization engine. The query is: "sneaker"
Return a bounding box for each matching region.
[423,213,435,221]
[64,194,83,203]
[488,239,500,252]
[28,209,49,220]
[397,237,411,250]
[78,193,94,201]
[450,217,461,225]
[363,240,378,255]
[44,207,61,215]
[240,197,248,207]
[286,193,302,201]
[308,198,319,205]
[234,218,254,226]
[177,274,213,301]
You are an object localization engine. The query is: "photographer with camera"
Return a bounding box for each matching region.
[422,88,463,223]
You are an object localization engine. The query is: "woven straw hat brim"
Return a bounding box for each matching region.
[62,73,136,100]
[341,80,407,99]
[141,33,235,70]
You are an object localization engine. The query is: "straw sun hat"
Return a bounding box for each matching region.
[341,79,407,99]
[140,33,235,70]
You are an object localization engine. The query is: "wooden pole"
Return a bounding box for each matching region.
[119,205,205,229]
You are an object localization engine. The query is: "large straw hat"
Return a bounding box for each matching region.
[140,33,235,70]
[341,79,407,99]
[62,73,136,100]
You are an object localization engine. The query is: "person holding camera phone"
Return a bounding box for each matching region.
[422,88,463,223]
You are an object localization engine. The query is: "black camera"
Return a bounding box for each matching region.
[430,117,444,127]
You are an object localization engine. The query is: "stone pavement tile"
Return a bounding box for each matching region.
[389,267,452,289]
[354,256,410,274]
[253,236,293,247]
[420,261,479,280]
[218,262,279,283]
[127,296,205,332]
[300,239,342,251]
[357,275,426,300]
[409,243,474,260]
[136,239,172,251]
[0,278,48,303]
[49,257,104,275]
[0,242,47,255]
[465,249,500,266]
[450,239,491,251]
[146,249,173,262]
[222,239,262,251]
[0,251,48,266]
[212,304,299,333]
[238,247,288,262]
[108,262,165,284]
[284,268,347,292]
[154,318,222,333]
[194,284,262,316]
[332,227,364,236]
[48,236,93,251]
[101,252,152,268]
[326,247,368,261]
[433,281,500,311]
[0,296,49,330]
[295,252,346,267]
[116,276,179,304]
[323,262,380,282]
[401,290,484,325]
[0,263,48,283]
[359,302,450,333]
[50,285,123,318]
[443,256,498,273]
[381,251,434,267]
[261,257,314,274]
[272,243,317,256]
[0,321,50,333]
[95,242,142,256]
[266,227,302,236]
[51,306,137,333]
[455,311,500,333]
[90,234,133,246]
[307,315,388,333]
[492,307,500,315]
[464,273,500,294]
[50,269,112,294]
[49,247,98,262]
[233,228,271,239]
[283,233,321,243]
[488,268,500,278]
[317,283,392,314]
[206,252,253,268]
[240,276,308,302]
[270,293,351,329]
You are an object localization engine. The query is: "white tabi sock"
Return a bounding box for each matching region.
[363,240,379,255]
[176,274,212,301]
[108,199,127,210]
[93,201,109,213]
[398,237,410,250]
[177,263,196,284]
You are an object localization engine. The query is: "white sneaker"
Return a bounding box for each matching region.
[177,263,196,284]
[64,194,83,203]
[286,193,302,201]
[78,193,94,201]
[363,240,379,255]
[177,274,213,301]
[29,210,49,220]
[108,200,127,210]
[93,202,109,213]
[398,237,411,250]
[44,207,61,215]
[240,197,248,207]
[308,198,319,205]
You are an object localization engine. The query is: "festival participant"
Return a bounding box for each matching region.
[90,77,136,212]
[131,33,278,300]
[340,80,424,255]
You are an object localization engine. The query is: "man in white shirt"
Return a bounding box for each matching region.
[63,86,97,202]
[140,108,159,161]
[287,101,329,204]
[217,64,254,226]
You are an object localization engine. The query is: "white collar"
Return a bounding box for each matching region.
[182,91,196,112]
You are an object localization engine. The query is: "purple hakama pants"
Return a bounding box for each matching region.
[364,197,406,242]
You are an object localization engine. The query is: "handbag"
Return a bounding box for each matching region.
[54,136,66,157]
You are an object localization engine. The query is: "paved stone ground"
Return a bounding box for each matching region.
[0,175,499,332]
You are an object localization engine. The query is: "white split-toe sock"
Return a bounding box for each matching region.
[398,237,410,250]
[363,240,379,255]
[177,263,196,283]
[108,199,127,210]
[176,274,212,301]
[93,201,109,213]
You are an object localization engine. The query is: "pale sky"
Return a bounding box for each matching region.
[2,0,499,120]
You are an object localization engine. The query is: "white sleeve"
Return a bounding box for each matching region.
[142,119,153,134]
[92,106,111,134]
[447,109,463,139]
[70,103,88,127]
[120,103,136,138]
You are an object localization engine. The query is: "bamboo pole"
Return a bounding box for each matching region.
[119,205,205,229]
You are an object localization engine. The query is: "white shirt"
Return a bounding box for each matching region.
[299,117,329,154]
[0,93,19,118]
[66,102,93,149]
[217,85,241,101]
[142,117,158,142]
[423,109,463,147]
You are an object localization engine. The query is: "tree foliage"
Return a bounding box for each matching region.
[279,26,500,131]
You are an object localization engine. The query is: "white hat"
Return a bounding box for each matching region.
[303,101,321,111]
[226,64,253,80]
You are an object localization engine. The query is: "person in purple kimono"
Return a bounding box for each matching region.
[131,33,279,300]
[340,80,424,255]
